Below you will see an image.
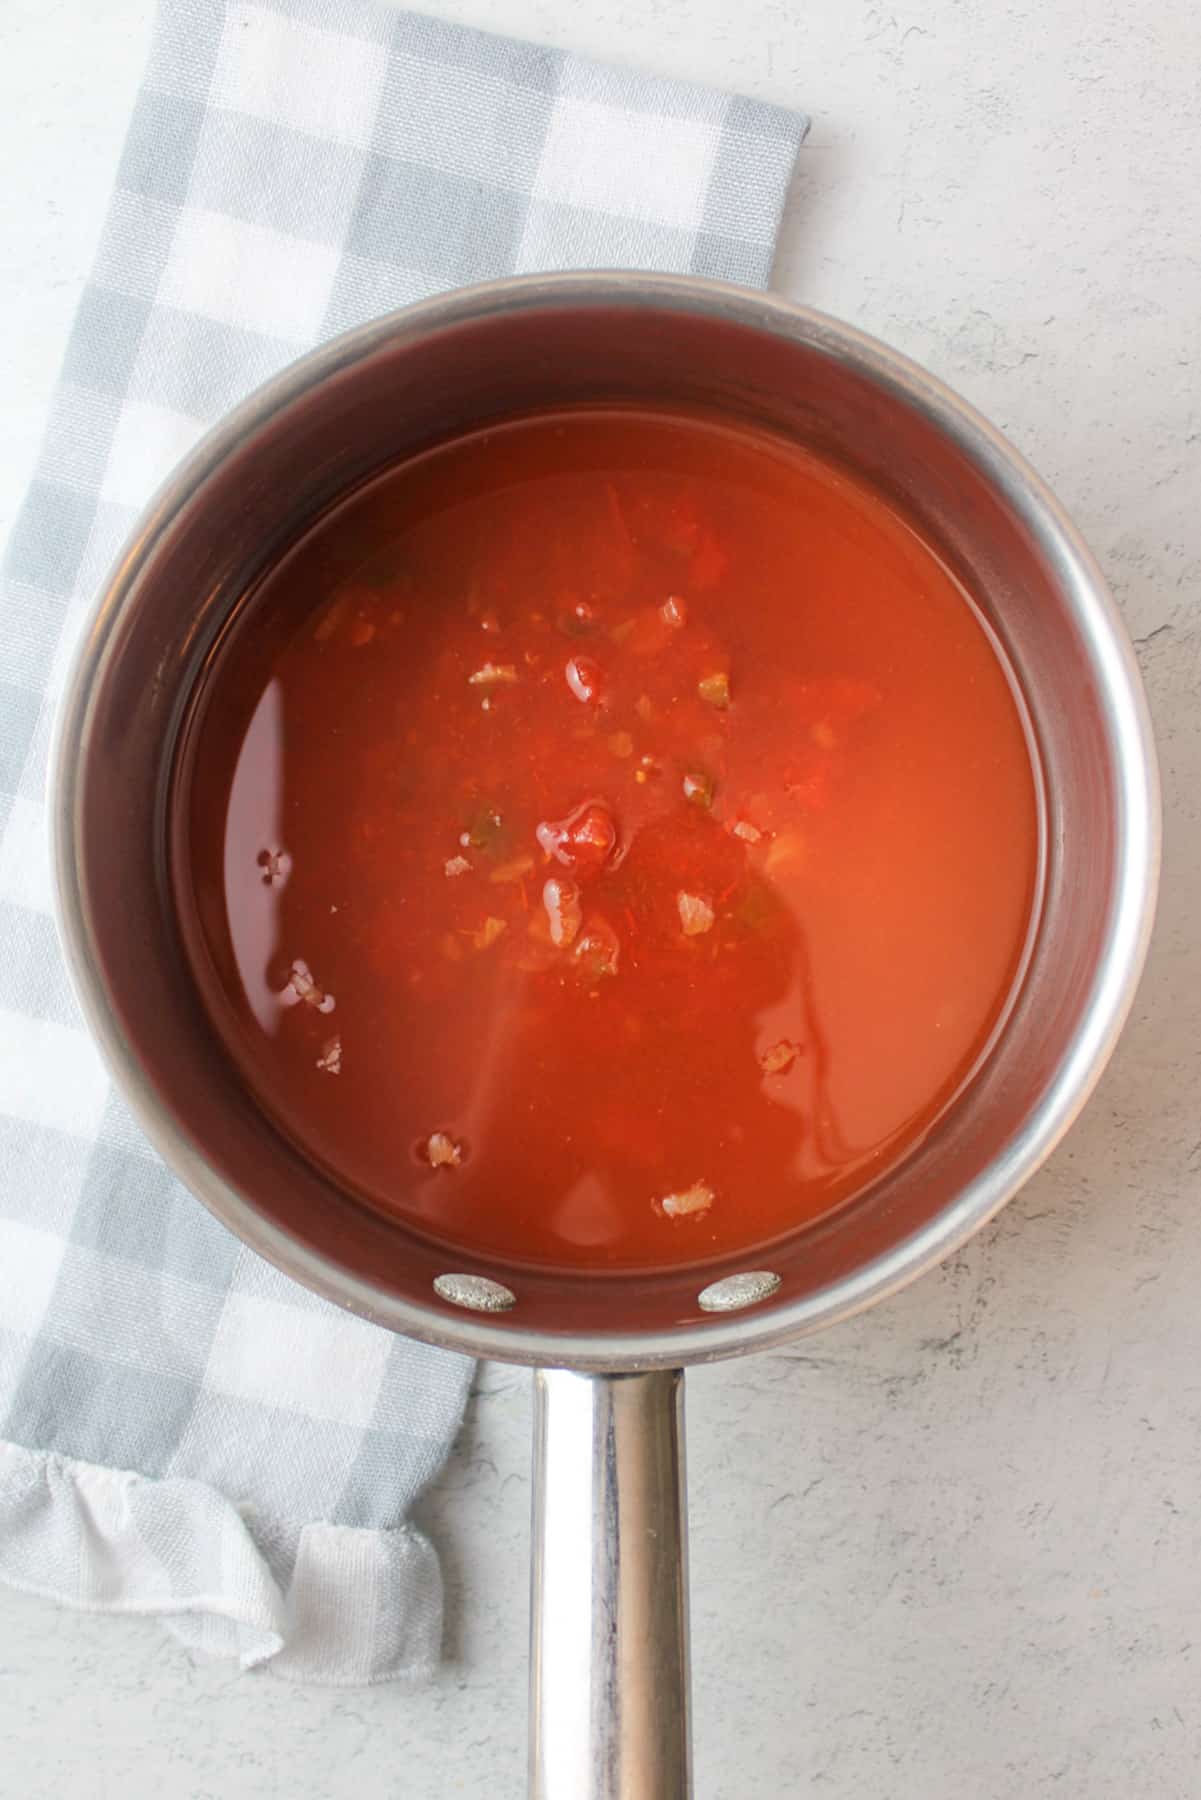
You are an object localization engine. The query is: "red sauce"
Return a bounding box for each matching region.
[176,408,1041,1272]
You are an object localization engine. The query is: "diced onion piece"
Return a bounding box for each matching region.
[472,916,508,951]
[659,1180,715,1218]
[661,595,687,628]
[316,1035,342,1075]
[565,655,604,704]
[280,958,313,1004]
[682,770,714,809]
[468,662,519,687]
[698,670,730,710]
[444,855,471,877]
[759,1039,801,1076]
[280,957,336,1013]
[635,693,655,722]
[731,819,762,844]
[543,876,583,948]
[677,891,715,936]
[422,1132,464,1169]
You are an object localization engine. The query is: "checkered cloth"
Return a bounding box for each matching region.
[0,0,806,1682]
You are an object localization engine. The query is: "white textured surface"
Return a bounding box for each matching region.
[2,0,1198,1794]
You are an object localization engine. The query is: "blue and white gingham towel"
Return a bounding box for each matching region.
[0,0,806,1682]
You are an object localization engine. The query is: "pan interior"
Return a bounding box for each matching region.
[59,281,1152,1363]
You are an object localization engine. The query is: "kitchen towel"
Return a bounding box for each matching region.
[0,0,806,1682]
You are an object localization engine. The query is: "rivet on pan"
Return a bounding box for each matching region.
[433,1273,517,1313]
[697,1271,782,1313]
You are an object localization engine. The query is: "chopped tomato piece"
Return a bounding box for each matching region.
[536,801,618,881]
[573,916,621,980]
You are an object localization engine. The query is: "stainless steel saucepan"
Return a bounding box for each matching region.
[51,274,1159,1797]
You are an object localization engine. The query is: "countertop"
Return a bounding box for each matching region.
[2,0,1199,1794]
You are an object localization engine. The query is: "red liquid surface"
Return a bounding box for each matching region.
[177,408,1040,1272]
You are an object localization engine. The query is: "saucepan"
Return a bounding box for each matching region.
[50,274,1159,1796]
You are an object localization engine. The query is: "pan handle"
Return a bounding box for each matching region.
[530,1367,691,1799]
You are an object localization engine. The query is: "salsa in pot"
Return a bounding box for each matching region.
[175,407,1041,1272]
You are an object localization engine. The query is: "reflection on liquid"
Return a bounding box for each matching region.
[224,677,284,1034]
[551,1173,625,1248]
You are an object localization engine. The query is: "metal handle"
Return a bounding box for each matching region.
[530,1367,691,1799]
